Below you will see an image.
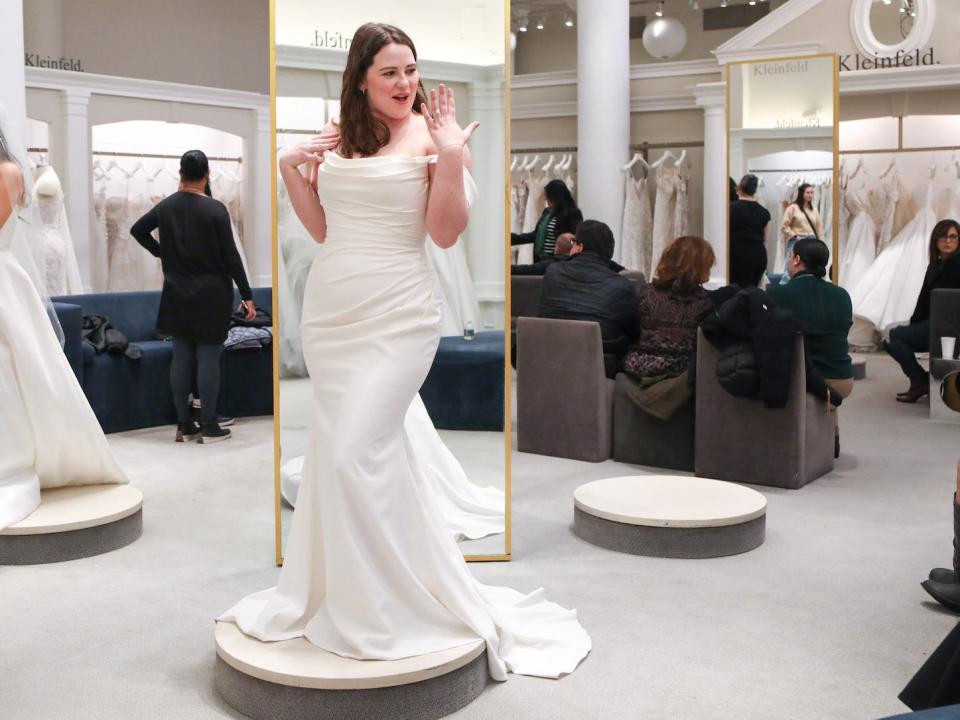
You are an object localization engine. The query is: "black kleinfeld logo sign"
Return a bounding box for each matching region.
[310,30,351,50]
[839,48,938,71]
[24,53,84,71]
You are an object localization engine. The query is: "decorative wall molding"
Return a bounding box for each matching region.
[714,41,824,65]
[25,67,268,110]
[714,0,828,58]
[510,58,720,90]
[840,62,960,93]
[276,44,503,84]
[513,92,697,120]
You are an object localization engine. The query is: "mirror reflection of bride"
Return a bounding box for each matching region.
[219,22,589,681]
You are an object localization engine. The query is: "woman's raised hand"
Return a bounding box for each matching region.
[278,126,341,170]
[421,84,479,153]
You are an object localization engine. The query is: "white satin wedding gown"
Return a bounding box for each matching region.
[220,153,590,680]
[0,209,127,530]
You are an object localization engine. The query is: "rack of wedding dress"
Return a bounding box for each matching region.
[509,150,577,264]
[23,153,85,296]
[89,151,248,293]
[838,150,960,346]
[620,148,692,276]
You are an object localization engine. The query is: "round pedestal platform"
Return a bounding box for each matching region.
[214,622,488,720]
[0,485,143,565]
[851,355,867,380]
[573,475,766,558]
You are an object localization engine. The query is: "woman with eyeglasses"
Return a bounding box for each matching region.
[883,219,960,402]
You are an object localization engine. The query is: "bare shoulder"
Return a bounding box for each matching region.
[0,161,24,198]
[323,117,340,134]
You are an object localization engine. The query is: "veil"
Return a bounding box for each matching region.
[0,105,66,346]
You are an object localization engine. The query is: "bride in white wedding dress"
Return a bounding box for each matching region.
[0,126,127,531]
[219,23,590,681]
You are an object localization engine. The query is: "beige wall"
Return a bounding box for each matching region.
[514,0,789,74]
[24,0,269,94]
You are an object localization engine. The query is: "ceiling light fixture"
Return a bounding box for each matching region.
[535,16,545,30]
[720,0,728,6]
[655,0,664,17]
[564,14,574,28]
[518,20,528,32]
[899,0,907,13]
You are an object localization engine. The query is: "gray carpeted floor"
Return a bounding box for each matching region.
[1,355,957,719]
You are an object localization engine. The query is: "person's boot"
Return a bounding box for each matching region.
[897,375,930,403]
[199,423,232,444]
[921,579,960,612]
[929,495,960,584]
[175,420,201,443]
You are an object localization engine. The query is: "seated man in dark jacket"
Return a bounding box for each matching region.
[512,232,576,276]
[538,220,638,377]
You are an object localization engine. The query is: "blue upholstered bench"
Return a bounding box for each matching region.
[419,331,505,431]
[52,288,273,433]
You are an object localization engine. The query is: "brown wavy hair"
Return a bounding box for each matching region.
[338,23,428,159]
[653,236,715,292]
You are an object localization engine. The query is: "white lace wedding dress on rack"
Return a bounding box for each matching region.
[850,178,935,335]
[0,207,127,530]
[34,188,84,296]
[620,173,652,276]
[651,163,679,272]
[839,173,876,290]
[221,153,589,680]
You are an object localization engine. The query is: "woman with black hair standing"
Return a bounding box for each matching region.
[511,178,582,261]
[729,173,770,288]
[131,150,255,443]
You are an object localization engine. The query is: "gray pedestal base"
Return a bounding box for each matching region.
[215,651,488,720]
[573,506,765,558]
[0,509,142,565]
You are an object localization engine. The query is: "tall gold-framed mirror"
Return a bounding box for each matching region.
[271,0,510,564]
[727,53,839,287]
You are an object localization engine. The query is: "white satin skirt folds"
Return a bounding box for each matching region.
[219,154,590,680]
[0,213,127,530]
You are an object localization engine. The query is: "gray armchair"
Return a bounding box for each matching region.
[694,329,835,489]
[516,317,614,462]
[612,373,695,471]
[929,289,960,422]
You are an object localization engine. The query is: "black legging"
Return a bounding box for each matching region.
[171,338,223,425]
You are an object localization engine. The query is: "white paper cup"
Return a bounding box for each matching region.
[941,336,957,360]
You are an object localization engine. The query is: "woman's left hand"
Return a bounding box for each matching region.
[421,84,479,153]
[238,300,256,321]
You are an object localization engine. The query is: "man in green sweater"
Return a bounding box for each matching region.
[767,238,853,458]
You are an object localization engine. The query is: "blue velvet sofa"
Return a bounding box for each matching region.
[52,288,273,434]
[420,331,505,432]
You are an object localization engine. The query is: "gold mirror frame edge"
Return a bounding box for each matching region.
[271,0,514,565]
[724,52,841,286]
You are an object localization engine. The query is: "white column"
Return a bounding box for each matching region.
[577,0,630,258]
[250,105,273,288]
[468,72,505,330]
[1,0,27,154]
[695,82,727,285]
[60,88,92,290]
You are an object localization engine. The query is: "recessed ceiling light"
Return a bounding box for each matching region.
[564,15,574,28]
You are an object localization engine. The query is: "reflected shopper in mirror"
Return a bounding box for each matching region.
[511,179,582,262]
[729,173,770,288]
[130,150,255,443]
[779,182,823,283]
[882,219,960,403]
[538,219,638,377]
[511,231,576,276]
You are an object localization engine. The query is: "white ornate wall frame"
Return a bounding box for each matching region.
[849,0,936,59]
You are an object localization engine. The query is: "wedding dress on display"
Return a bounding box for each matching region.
[839,174,876,290]
[651,163,679,272]
[277,181,320,378]
[0,207,127,530]
[673,163,690,239]
[620,174,652,276]
[850,178,935,335]
[33,180,84,296]
[221,153,590,680]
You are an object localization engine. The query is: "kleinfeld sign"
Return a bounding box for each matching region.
[838,48,937,71]
[24,53,84,71]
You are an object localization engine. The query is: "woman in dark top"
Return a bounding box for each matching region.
[624,235,715,379]
[131,150,254,443]
[511,179,582,261]
[729,173,771,289]
[883,219,960,402]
